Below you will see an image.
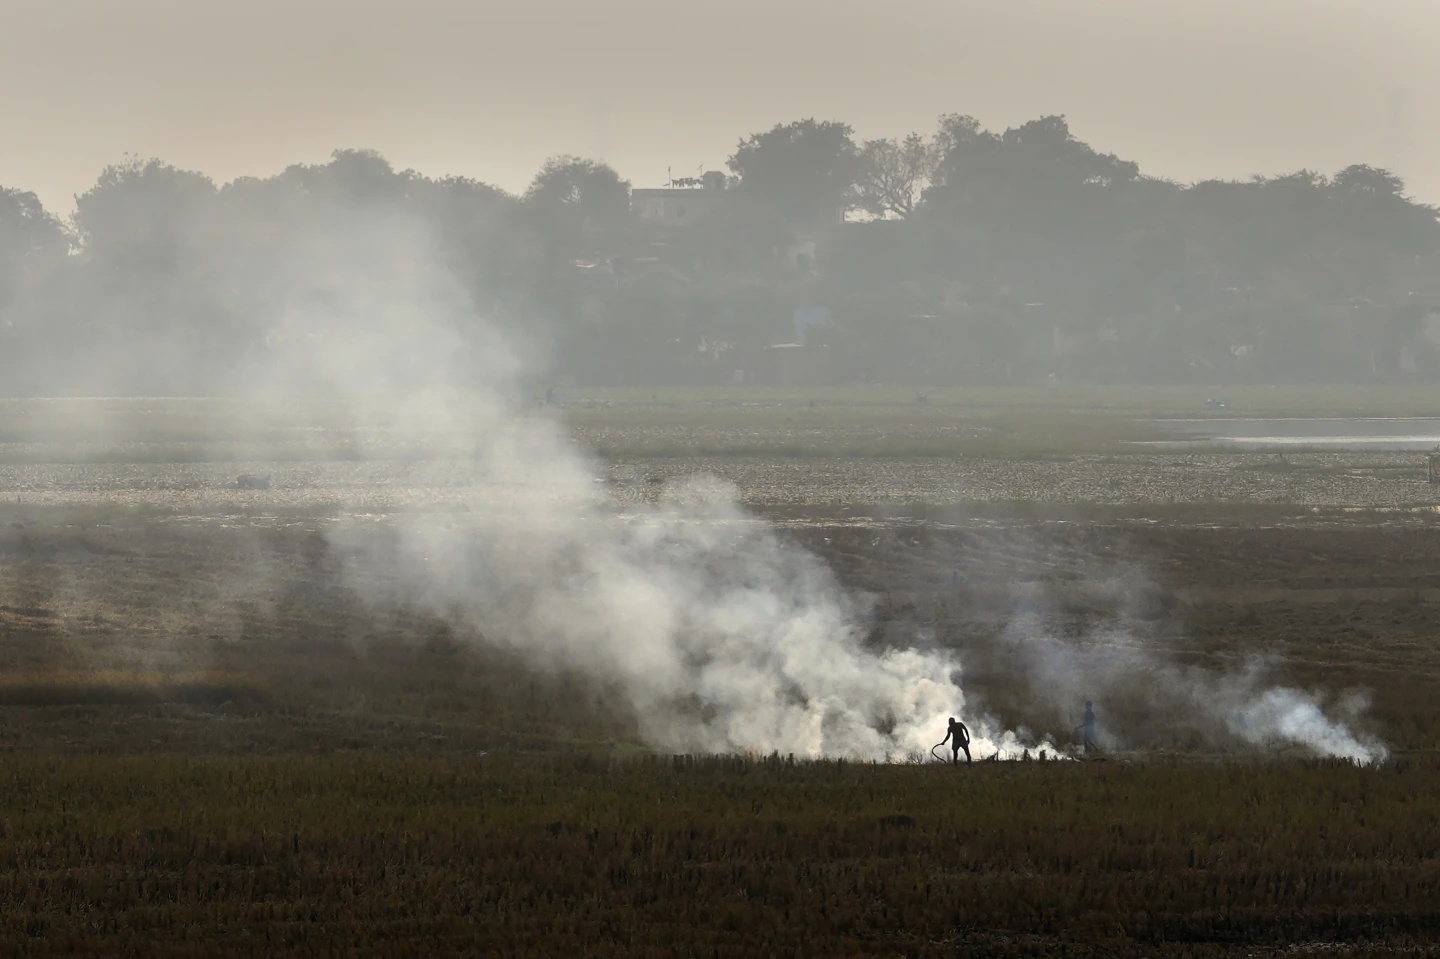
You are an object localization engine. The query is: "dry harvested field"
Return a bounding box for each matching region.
[2,391,1440,955]
[0,511,1437,956]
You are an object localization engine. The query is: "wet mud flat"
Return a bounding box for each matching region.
[1,450,1439,514]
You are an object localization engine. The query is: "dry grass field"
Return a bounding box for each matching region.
[1,390,1438,955]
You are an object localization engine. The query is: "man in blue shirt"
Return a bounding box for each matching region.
[1082,701,1098,754]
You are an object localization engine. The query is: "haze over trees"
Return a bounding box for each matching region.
[1,114,1437,394]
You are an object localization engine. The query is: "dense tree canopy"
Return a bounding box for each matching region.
[0,186,70,313]
[1,113,1437,393]
[728,119,861,229]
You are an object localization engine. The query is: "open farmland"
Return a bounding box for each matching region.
[0,390,1438,956]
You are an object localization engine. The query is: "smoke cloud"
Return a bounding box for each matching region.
[247,210,979,760]
[994,559,1388,764]
[24,199,1384,765]
[243,210,1382,764]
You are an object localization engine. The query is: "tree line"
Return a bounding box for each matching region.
[2,114,1438,394]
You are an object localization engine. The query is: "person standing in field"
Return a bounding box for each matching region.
[1082,701,1098,754]
[942,716,972,765]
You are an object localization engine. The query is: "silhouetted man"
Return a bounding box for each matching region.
[942,716,972,765]
[1083,701,1097,754]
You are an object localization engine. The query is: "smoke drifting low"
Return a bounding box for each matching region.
[247,212,966,759]
[42,204,1384,764]
[995,573,1388,764]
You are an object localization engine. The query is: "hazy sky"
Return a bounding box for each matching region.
[2,0,1435,212]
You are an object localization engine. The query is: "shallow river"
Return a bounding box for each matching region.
[1153,417,1440,451]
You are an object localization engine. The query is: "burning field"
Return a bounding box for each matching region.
[0,493,1417,759]
[0,479,1437,955]
[1,232,1437,953]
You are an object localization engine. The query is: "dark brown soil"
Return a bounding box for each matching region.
[0,510,1434,755]
[0,511,1437,957]
[781,516,1440,753]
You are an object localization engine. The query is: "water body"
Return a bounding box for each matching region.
[1150,418,1440,451]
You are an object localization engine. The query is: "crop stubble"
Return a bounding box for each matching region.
[0,409,1438,953]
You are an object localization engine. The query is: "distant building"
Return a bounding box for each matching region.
[632,170,729,227]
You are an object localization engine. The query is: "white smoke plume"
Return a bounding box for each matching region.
[240,210,1381,765]
[245,212,1013,761]
[1209,667,1383,764]
[996,569,1388,765]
